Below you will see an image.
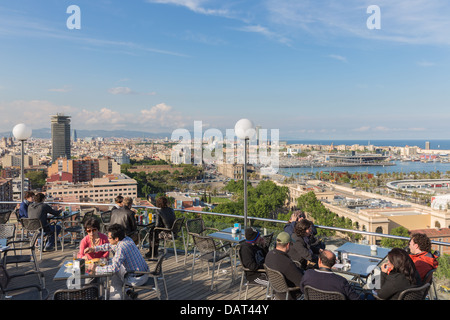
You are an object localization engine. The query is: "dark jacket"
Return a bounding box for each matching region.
[155,207,176,229]
[239,241,268,282]
[264,248,304,293]
[110,206,137,236]
[376,271,415,300]
[27,202,62,232]
[300,268,361,300]
[288,234,321,269]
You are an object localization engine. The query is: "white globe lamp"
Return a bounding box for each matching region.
[12,123,32,202]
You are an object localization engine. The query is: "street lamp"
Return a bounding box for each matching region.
[234,119,255,230]
[12,123,32,202]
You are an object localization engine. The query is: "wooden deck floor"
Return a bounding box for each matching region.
[3,242,268,301]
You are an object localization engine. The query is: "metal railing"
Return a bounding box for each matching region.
[4,200,449,248]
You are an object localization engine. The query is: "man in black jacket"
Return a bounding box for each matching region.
[300,250,361,300]
[239,227,269,286]
[110,197,138,242]
[27,193,63,251]
[264,232,304,299]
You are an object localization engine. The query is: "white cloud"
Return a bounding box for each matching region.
[236,25,291,45]
[263,0,450,46]
[48,85,72,93]
[108,87,156,96]
[328,54,348,63]
[146,0,230,17]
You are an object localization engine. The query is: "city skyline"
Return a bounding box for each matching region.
[1,1,450,140]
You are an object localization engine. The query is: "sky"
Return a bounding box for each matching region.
[1,0,450,140]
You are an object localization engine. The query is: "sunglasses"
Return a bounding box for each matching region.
[86,228,98,233]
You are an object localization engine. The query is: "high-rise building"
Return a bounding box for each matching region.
[51,114,71,162]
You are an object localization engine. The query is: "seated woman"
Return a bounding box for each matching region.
[376,248,420,300]
[288,219,322,269]
[78,217,109,260]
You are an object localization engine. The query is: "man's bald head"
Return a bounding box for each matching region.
[319,250,336,268]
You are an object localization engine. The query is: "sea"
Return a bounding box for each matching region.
[279,139,450,177]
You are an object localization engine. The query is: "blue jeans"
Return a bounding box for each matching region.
[44,224,61,248]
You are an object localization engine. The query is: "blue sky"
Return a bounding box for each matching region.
[1,0,450,139]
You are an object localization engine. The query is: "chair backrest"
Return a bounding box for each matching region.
[263,264,290,294]
[186,218,206,235]
[171,217,185,235]
[0,223,15,240]
[303,285,346,300]
[100,210,112,224]
[262,233,274,251]
[53,285,100,300]
[152,253,167,276]
[0,210,12,224]
[398,283,430,300]
[21,218,44,232]
[191,234,217,254]
[424,268,436,285]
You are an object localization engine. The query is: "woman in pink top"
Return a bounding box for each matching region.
[78,217,109,260]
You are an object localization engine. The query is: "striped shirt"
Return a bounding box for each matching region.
[94,236,149,274]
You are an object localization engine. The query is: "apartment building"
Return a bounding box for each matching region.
[45,173,137,204]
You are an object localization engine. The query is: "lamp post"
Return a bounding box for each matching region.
[12,123,32,202]
[234,119,255,230]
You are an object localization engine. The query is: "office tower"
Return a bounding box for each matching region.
[425,141,430,150]
[51,114,71,162]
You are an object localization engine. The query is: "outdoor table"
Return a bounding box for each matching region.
[53,258,114,300]
[208,228,246,282]
[332,242,390,287]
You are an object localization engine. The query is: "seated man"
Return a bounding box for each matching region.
[239,227,269,286]
[300,250,361,300]
[264,232,304,300]
[85,223,149,300]
[110,197,138,243]
[409,233,439,283]
[27,192,62,251]
[18,191,35,219]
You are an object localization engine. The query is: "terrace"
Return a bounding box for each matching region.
[1,203,449,303]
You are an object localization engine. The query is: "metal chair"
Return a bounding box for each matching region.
[424,268,438,300]
[303,285,346,300]
[122,254,169,300]
[64,208,96,244]
[185,218,219,264]
[100,210,112,233]
[153,217,186,263]
[0,264,48,300]
[2,218,42,268]
[398,283,430,300]
[53,284,100,300]
[0,224,16,243]
[190,234,232,290]
[237,246,270,300]
[0,210,12,224]
[263,263,301,300]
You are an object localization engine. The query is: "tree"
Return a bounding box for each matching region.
[379,226,409,249]
[25,170,47,190]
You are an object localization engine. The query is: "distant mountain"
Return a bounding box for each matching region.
[0,128,171,139]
